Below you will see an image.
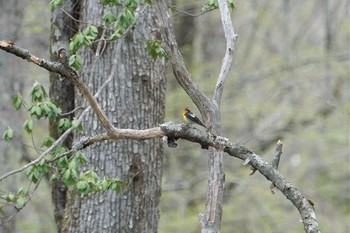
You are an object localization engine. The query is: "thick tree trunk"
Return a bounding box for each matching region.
[62,2,166,233]
[49,1,79,232]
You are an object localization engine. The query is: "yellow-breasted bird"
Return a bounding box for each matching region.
[182,108,205,127]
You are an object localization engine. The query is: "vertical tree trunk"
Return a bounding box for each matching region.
[0,1,27,232]
[49,1,79,232]
[62,2,166,233]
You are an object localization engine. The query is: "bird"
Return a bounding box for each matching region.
[182,107,205,127]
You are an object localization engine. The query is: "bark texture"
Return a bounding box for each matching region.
[49,1,79,232]
[62,2,166,233]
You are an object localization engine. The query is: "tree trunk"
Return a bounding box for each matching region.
[62,2,166,233]
[49,1,79,232]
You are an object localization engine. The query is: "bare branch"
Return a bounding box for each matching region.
[270,140,283,193]
[0,124,73,182]
[155,1,213,118]
[213,0,237,107]
[272,139,283,170]
[0,41,115,134]
[160,122,320,233]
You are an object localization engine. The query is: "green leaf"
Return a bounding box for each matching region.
[70,33,85,53]
[25,166,40,184]
[30,81,47,102]
[47,102,62,117]
[73,152,87,166]
[202,0,218,12]
[12,94,23,110]
[76,181,88,192]
[84,25,98,39]
[23,119,34,134]
[125,0,138,10]
[227,0,236,10]
[49,174,59,183]
[69,54,82,70]
[4,193,15,202]
[41,136,55,148]
[50,0,63,11]
[16,197,26,208]
[109,28,123,41]
[146,40,168,60]
[57,118,72,133]
[2,127,14,141]
[117,10,135,29]
[71,118,80,128]
[56,155,69,168]
[17,187,29,196]
[142,0,152,4]
[102,11,117,27]
[101,0,121,7]
[100,178,109,191]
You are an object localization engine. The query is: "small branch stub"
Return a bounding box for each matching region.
[270,140,283,194]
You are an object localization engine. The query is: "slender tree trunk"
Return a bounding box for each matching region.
[62,2,166,232]
[0,1,27,232]
[49,1,79,232]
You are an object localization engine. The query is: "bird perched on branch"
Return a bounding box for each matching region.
[182,107,206,128]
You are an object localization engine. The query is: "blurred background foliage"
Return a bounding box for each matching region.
[0,0,348,233]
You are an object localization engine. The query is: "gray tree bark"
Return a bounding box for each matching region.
[49,1,79,232]
[62,2,166,233]
[0,1,27,232]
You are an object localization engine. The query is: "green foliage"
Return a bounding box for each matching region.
[109,28,123,41]
[116,9,135,29]
[50,0,63,12]
[48,151,126,195]
[12,93,23,110]
[23,119,34,134]
[142,0,152,4]
[41,136,55,148]
[57,118,72,133]
[30,81,47,102]
[2,127,14,141]
[202,0,236,12]
[227,0,236,10]
[103,10,117,27]
[2,187,30,209]
[101,0,121,7]
[71,118,84,131]
[69,54,82,70]
[28,102,62,119]
[146,40,169,60]
[69,33,85,54]
[76,171,126,195]
[25,160,51,184]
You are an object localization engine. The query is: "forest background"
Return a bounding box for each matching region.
[0,0,348,232]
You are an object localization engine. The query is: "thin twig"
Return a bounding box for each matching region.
[60,106,84,117]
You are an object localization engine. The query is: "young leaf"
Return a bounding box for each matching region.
[50,0,63,11]
[23,119,34,134]
[69,55,82,70]
[12,94,23,110]
[30,81,47,102]
[41,136,55,148]
[2,127,14,141]
[102,11,117,27]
